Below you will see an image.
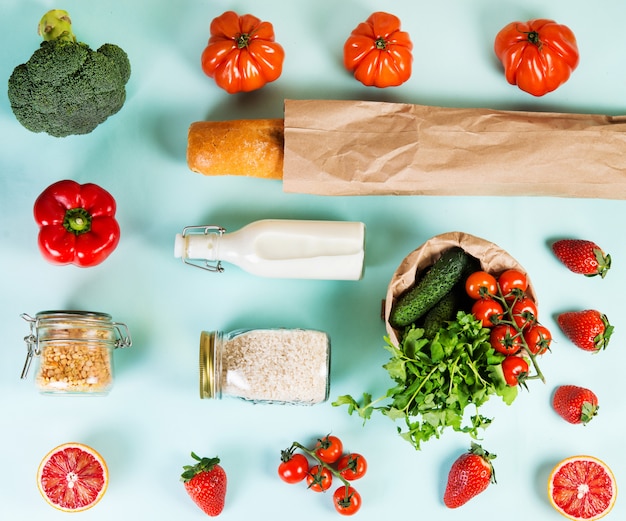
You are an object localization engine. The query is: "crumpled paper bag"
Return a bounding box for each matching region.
[283,99,626,198]
[384,231,536,347]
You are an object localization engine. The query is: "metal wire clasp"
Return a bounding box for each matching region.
[19,312,132,380]
[112,322,133,349]
[20,313,39,379]
[180,225,226,273]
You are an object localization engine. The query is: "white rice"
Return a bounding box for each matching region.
[220,329,330,404]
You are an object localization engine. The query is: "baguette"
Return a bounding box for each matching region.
[187,119,284,179]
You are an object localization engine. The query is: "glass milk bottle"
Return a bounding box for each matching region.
[174,219,365,280]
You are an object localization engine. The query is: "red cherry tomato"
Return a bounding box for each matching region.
[523,324,552,355]
[497,269,528,299]
[490,324,522,355]
[501,355,529,386]
[511,297,538,329]
[337,453,368,481]
[472,298,504,328]
[278,452,309,484]
[315,435,343,464]
[333,485,362,515]
[306,465,333,492]
[465,271,497,299]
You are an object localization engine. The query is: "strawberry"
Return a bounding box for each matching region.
[443,443,496,509]
[552,385,599,425]
[551,239,611,278]
[181,453,227,516]
[557,310,613,352]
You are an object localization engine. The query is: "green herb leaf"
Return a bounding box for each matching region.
[332,312,518,450]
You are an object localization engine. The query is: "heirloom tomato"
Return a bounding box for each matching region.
[201,11,285,94]
[494,19,579,96]
[343,11,413,88]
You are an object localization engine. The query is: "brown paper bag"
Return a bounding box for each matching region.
[283,99,626,198]
[383,231,536,347]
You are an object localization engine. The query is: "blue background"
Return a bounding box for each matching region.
[1,0,624,519]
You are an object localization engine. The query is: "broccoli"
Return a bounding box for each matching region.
[7,9,131,138]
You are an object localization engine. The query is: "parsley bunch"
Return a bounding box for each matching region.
[333,312,516,450]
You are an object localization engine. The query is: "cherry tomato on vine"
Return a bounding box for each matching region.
[497,269,528,299]
[490,324,522,355]
[511,297,538,329]
[523,324,552,355]
[306,465,333,492]
[278,452,309,484]
[333,486,362,516]
[315,435,343,464]
[337,453,368,481]
[465,271,497,299]
[502,355,529,386]
[472,298,504,328]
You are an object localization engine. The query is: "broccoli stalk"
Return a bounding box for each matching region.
[38,9,76,43]
[7,9,131,138]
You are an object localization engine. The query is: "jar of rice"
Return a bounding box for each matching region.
[199,328,330,404]
[21,310,132,395]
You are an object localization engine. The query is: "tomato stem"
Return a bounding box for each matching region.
[236,32,251,49]
[493,285,546,384]
[527,30,541,46]
[289,441,352,491]
[63,207,92,235]
[515,24,542,48]
[374,36,388,50]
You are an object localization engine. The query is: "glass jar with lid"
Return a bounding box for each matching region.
[21,310,132,396]
[199,328,330,404]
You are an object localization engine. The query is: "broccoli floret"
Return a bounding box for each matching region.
[7,9,131,137]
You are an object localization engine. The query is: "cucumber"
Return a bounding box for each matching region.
[390,247,473,328]
[422,290,459,339]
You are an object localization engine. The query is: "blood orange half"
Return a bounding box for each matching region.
[37,442,109,512]
[548,455,617,521]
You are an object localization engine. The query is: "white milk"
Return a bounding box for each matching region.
[174,219,365,280]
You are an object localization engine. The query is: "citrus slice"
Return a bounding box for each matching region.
[548,455,617,520]
[37,442,109,512]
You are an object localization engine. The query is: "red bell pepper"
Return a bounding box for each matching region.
[34,179,120,267]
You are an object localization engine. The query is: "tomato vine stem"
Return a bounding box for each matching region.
[492,286,546,384]
[288,440,353,499]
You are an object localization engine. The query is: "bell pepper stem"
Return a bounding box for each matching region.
[63,207,92,235]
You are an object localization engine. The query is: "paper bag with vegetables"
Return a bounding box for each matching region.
[334,232,548,450]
